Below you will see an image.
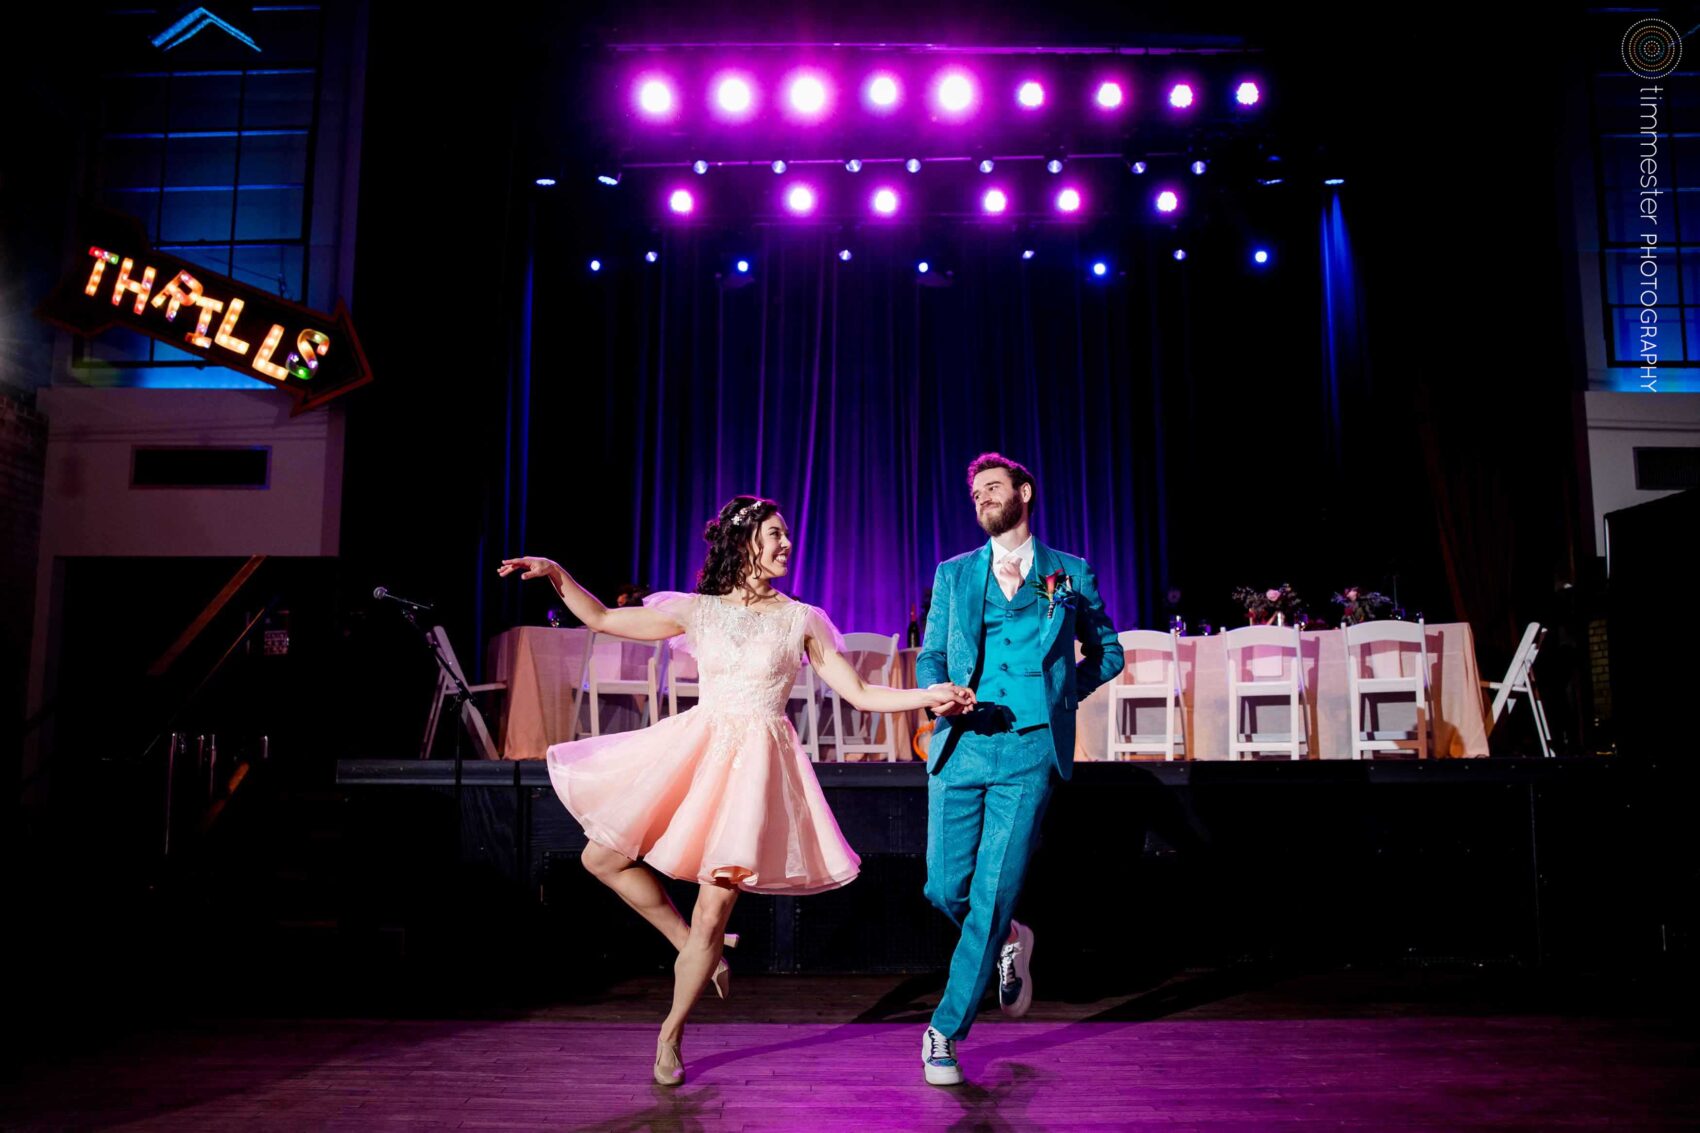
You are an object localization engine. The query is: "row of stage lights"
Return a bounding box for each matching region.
[585,246,1275,273]
[624,68,1262,124]
[643,181,1182,217]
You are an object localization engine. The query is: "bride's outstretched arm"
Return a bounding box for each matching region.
[496,556,685,641]
[804,633,974,715]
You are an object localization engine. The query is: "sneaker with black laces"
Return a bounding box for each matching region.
[998,919,1035,1017]
[922,1024,963,1086]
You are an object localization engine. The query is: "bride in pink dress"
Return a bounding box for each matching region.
[498,494,972,1086]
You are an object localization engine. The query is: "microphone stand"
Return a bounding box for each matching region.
[393,600,470,837]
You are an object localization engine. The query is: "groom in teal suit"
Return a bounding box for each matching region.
[914,452,1123,1086]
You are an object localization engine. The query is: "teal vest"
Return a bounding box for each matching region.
[979,560,1049,730]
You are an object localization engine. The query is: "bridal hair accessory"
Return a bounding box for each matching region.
[732,502,765,526]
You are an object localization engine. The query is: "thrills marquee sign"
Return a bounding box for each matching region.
[38,209,371,413]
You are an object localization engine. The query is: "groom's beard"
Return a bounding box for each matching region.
[977,497,1023,537]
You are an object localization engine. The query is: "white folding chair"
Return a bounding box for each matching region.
[821,632,902,762]
[664,638,699,719]
[1106,628,1186,760]
[1481,621,1553,758]
[581,632,664,737]
[787,659,824,762]
[1224,623,1308,760]
[1344,617,1433,759]
[419,624,504,760]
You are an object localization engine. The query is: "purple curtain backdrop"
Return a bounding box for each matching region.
[593,224,1183,638]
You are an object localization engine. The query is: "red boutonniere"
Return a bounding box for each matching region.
[1028,569,1077,619]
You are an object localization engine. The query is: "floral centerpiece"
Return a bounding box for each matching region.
[1231,583,1306,626]
[1332,587,1394,627]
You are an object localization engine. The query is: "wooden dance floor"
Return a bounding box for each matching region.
[5,968,1695,1130]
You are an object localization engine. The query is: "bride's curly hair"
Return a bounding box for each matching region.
[695,494,783,596]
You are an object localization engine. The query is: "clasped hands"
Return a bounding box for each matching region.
[925,682,977,716]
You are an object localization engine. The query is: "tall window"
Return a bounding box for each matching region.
[75,8,324,386]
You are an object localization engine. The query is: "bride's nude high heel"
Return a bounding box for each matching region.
[654,1036,684,1087]
[711,932,739,1000]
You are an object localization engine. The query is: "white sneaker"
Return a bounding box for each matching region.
[998,920,1035,1017]
[922,1025,963,1086]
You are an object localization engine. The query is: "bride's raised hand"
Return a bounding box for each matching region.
[498,555,559,580]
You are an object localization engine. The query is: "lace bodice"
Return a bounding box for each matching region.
[644,591,845,721]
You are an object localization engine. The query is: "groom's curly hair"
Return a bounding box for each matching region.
[696,494,784,596]
[966,452,1037,513]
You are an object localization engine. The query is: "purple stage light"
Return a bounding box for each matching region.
[534,177,556,187]
[692,159,708,175]
[668,188,695,215]
[736,259,750,273]
[589,259,602,272]
[1095,81,1124,109]
[981,188,1008,214]
[1055,187,1081,213]
[1021,249,1035,260]
[1236,81,1261,106]
[712,72,757,121]
[771,159,788,174]
[1172,249,1187,261]
[785,183,818,215]
[636,76,676,119]
[1092,261,1108,277]
[1253,248,1270,264]
[905,158,921,174]
[1016,80,1045,109]
[845,158,863,172]
[871,187,899,215]
[934,69,978,116]
[864,72,901,111]
[1169,83,1194,109]
[917,261,930,274]
[1191,160,1208,175]
[838,249,852,262]
[784,69,832,121]
[1155,190,1179,213]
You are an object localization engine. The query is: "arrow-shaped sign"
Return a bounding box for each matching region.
[37,206,372,415]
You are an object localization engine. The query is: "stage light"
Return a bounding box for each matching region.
[905,158,922,173]
[1092,261,1108,277]
[1055,187,1081,213]
[692,159,709,175]
[1172,249,1187,261]
[597,171,622,187]
[534,177,556,187]
[590,259,602,272]
[637,77,675,118]
[838,249,852,262]
[668,188,695,214]
[772,159,788,175]
[1155,190,1179,213]
[981,188,1008,214]
[1046,158,1063,175]
[786,71,829,117]
[1021,249,1036,260]
[1324,177,1345,185]
[872,187,899,215]
[918,261,930,274]
[1191,160,1208,175]
[865,72,901,110]
[979,159,994,174]
[1016,80,1045,108]
[713,73,756,120]
[736,259,750,273]
[1253,248,1270,264]
[1095,81,1124,109]
[645,251,658,263]
[934,69,977,116]
[785,183,818,214]
[1258,178,1284,186]
[845,158,863,172]
[1236,81,1261,106]
[1130,160,1147,175]
[1169,83,1194,109]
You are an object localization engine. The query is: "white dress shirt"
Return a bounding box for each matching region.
[989,534,1034,585]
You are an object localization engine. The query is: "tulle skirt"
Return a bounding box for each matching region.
[545,706,861,895]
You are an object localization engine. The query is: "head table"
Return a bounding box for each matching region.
[485,621,1489,761]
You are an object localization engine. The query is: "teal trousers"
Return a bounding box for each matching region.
[924,724,1057,1039]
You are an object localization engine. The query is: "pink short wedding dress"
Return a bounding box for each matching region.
[545,591,861,895]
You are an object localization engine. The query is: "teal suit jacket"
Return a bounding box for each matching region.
[915,538,1123,780]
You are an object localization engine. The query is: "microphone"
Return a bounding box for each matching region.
[373,586,434,612]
